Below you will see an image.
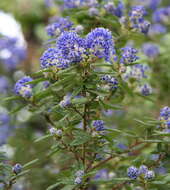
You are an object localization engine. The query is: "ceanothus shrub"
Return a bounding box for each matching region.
[2,0,170,190]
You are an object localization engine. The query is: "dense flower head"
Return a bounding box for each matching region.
[40,48,70,69]
[148,24,167,36]
[124,64,149,81]
[127,166,139,179]
[159,106,170,121]
[0,76,9,94]
[86,27,115,62]
[140,84,152,96]
[144,170,155,180]
[142,43,159,58]
[14,76,33,99]
[46,17,73,37]
[56,31,87,64]
[101,75,118,89]
[0,37,26,70]
[153,7,170,24]
[13,164,22,174]
[92,120,105,131]
[130,5,146,20]
[120,46,139,65]
[104,1,124,18]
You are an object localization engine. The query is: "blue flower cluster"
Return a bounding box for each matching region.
[74,170,84,185]
[59,93,72,108]
[41,27,115,69]
[127,165,155,180]
[153,7,170,24]
[0,37,26,70]
[129,5,150,34]
[63,0,97,9]
[135,0,161,10]
[14,76,33,99]
[46,17,73,37]
[140,84,152,96]
[101,75,118,89]
[86,27,115,62]
[0,76,9,94]
[148,24,167,36]
[159,106,170,131]
[120,46,139,65]
[92,120,105,131]
[142,43,159,58]
[104,1,124,18]
[13,164,22,174]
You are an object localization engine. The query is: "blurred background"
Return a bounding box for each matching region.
[0,0,169,189]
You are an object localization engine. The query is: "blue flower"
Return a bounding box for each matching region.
[92,120,105,131]
[138,19,150,34]
[127,166,139,179]
[120,46,139,65]
[63,0,97,9]
[0,76,9,94]
[101,75,118,89]
[86,27,115,62]
[144,170,155,180]
[46,17,73,37]
[40,48,70,69]
[104,1,124,18]
[14,76,33,99]
[138,165,148,175]
[74,177,82,184]
[140,84,152,96]
[94,169,108,180]
[160,106,170,121]
[148,24,167,36]
[13,164,22,174]
[142,43,159,58]
[129,5,146,20]
[56,31,87,64]
[153,7,170,24]
[59,93,72,108]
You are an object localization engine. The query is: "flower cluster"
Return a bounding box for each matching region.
[14,76,33,99]
[127,165,155,180]
[46,17,73,37]
[153,7,170,24]
[92,120,105,131]
[159,106,170,131]
[59,93,72,108]
[120,46,139,65]
[129,5,150,34]
[49,127,62,137]
[0,37,26,70]
[86,28,115,62]
[104,1,124,18]
[13,164,23,174]
[142,43,159,59]
[140,84,152,96]
[101,75,118,89]
[148,24,167,36]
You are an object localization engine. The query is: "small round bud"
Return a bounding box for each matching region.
[56,129,62,137]
[74,177,82,185]
[49,127,57,135]
[13,163,22,174]
[127,166,139,179]
[75,170,84,177]
[144,170,155,180]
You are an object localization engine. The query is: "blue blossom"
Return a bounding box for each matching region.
[140,84,152,96]
[92,120,105,131]
[159,106,170,121]
[89,7,99,16]
[0,37,26,70]
[63,0,97,9]
[144,170,155,180]
[0,76,9,94]
[142,43,159,58]
[14,76,33,99]
[94,169,108,180]
[46,17,73,37]
[154,166,167,174]
[129,5,146,20]
[59,93,72,108]
[74,177,82,184]
[120,46,139,65]
[13,164,22,174]
[127,166,139,179]
[148,24,167,36]
[104,1,124,18]
[43,81,50,88]
[138,165,148,175]
[101,75,118,89]
[116,143,128,150]
[86,27,115,62]
[56,31,87,64]
[153,7,170,24]
[49,128,62,136]
[138,19,150,34]
[75,170,84,177]
[40,48,70,69]
[135,0,161,10]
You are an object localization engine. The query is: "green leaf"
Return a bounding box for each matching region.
[25,78,47,85]
[34,134,52,143]
[46,182,61,190]
[23,159,39,169]
[61,185,76,190]
[2,96,21,102]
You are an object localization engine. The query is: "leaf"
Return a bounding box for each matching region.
[46,182,61,190]
[71,97,88,105]
[70,130,91,146]
[23,159,39,169]
[34,134,52,143]
[25,78,47,85]
[61,185,76,190]
[2,96,21,102]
